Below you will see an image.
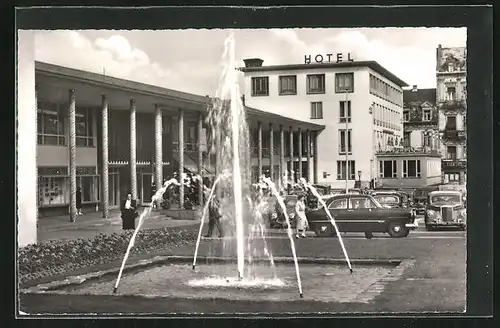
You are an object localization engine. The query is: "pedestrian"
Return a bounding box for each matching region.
[151,181,157,209]
[76,186,83,215]
[120,193,138,230]
[294,194,309,239]
[204,194,224,238]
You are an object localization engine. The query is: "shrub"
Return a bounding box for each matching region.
[18,228,197,283]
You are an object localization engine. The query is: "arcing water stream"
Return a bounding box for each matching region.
[299,178,353,273]
[113,178,181,293]
[262,177,304,298]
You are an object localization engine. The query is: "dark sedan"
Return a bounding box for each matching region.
[306,194,418,238]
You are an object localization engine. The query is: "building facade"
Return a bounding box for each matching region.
[402,86,439,150]
[35,62,323,217]
[240,58,407,189]
[436,44,467,184]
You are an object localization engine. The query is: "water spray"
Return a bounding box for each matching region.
[113,178,179,294]
[263,177,304,298]
[192,176,224,270]
[299,178,353,273]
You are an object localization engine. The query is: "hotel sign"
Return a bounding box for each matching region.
[304,53,354,64]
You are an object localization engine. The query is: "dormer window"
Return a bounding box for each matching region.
[447,62,454,72]
[423,109,432,121]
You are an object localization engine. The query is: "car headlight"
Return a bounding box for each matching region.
[271,213,278,219]
[289,213,296,219]
[426,210,441,222]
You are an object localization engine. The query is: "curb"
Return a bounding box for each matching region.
[21,256,402,294]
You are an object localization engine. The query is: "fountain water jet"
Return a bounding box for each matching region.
[299,177,353,273]
[262,177,304,298]
[113,178,181,293]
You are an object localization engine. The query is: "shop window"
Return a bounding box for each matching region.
[77,176,100,203]
[38,176,69,206]
[402,160,421,178]
[379,160,397,178]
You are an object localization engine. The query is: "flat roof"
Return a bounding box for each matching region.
[35,61,324,130]
[239,61,409,87]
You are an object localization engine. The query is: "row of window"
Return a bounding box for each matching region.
[252,73,355,97]
[403,108,433,122]
[372,103,401,131]
[379,160,422,179]
[310,100,351,120]
[38,175,99,206]
[37,102,94,147]
[369,74,403,106]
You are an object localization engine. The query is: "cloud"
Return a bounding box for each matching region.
[35,30,174,90]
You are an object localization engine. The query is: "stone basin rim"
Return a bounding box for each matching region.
[21,256,403,294]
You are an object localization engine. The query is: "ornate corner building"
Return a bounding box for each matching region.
[436,45,467,184]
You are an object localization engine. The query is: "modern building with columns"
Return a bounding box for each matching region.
[34,61,324,219]
[239,58,408,189]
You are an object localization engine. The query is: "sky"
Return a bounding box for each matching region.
[34,28,466,97]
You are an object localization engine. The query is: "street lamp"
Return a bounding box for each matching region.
[344,88,350,194]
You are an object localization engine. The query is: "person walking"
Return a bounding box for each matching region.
[204,195,224,238]
[294,194,309,239]
[76,186,83,215]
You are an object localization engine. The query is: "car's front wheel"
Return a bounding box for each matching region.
[387,221,409,238]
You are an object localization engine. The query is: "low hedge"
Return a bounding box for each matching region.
[18,228,198,284]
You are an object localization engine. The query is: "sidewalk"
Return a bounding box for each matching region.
[37,208,202,243]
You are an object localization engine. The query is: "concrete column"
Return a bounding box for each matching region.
[178,108,184,209]
[306,129,311,182]
[298,128,303,180]
[68,89,77,222]
[17,29,37,246]
[279,125,285,189]
[154,104,163,193]
[101,95,109,218]
[258,121,263,178]
[289,126,294,182]
[269,123,274,181]
[129,99,137,200]
[313,131,319,183]
[197,112,204,205]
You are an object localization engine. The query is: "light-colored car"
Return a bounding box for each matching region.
[424,190,466,231]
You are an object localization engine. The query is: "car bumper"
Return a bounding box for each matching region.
[405,222,419,230]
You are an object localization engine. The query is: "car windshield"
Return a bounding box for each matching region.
[374,195,399,204]
[430,194,461,205]
[285,197,297,206]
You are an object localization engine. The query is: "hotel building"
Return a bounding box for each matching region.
[436,44,467,184]
[239,57,408,189]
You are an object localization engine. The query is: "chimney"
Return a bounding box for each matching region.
[243,58,264,68]
[412,85,418,92]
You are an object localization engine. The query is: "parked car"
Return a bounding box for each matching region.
[269,194,298,229]
[413,185,440,215]
[424,190,466,231]
[306,194,418,238]
[371,191,410,209]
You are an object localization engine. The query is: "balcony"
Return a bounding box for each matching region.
[442,159,467,170]
[440,99,466,112]
[376,146,441,157]
[442,129,466,141]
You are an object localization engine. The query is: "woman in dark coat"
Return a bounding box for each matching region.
[76,187,83,215]
[204,195,224,238]
[120,193,138,230]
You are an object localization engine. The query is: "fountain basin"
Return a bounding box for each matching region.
[23,256,404,304]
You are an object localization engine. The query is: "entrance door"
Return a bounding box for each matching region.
[141,173,153,204]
